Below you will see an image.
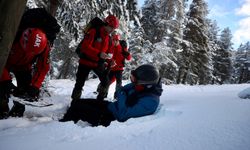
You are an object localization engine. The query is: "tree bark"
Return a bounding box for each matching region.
[0,0,27,77]
[49,0,60,16]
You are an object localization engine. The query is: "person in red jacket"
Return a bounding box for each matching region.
[97,34,131,98]
[0,28,53,119]
[71,15,119,101]
[109,34,131,96]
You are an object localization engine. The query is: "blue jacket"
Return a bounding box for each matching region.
[108,82,163,122]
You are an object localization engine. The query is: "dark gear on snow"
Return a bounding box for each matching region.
[8,101,25,117]
[0,81,17,119]
[0,99,9,119]
[8,70,35,117]
[60,99,115,127]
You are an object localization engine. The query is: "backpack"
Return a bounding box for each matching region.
[15,8,60,45]
[75,17,108,58]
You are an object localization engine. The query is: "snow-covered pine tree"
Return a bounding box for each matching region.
[212,27,233,84]
[206,20,222,84]
[140,0,187,84]
[178,0,211,85]
[157,0,187,84]
[141,0,161,43]
[233,42,250,83]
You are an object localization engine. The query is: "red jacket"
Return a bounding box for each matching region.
[0,39,51,89]
[111,44,131,71]
[79,26,111,68]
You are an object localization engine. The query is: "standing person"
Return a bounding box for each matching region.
[0,8,60,119]
[97,34,131,98]
[71,15,119,101]
[110,36,131,96]
[60,64,162,127]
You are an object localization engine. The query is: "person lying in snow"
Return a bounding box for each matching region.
[60,64,163,126]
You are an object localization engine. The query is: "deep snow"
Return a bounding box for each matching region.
[0,79,250,150]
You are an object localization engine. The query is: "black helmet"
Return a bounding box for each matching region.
[131,64,160,85]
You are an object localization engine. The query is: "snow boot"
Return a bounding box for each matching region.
[71,88,82,100]
[0,99,9,119]
[96,84,109,101]
[9,101,25,117]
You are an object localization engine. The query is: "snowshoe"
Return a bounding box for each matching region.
[11,96,53,107]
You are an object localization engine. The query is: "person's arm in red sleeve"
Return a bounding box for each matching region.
[31,45,50,89]
[0,67,12,82]
[81,29,103,61]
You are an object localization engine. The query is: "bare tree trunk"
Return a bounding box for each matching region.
[181,69,188,84]
[49,0,60,16]
[0,0,27,76]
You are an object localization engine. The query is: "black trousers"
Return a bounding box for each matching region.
[0,70,31,117]
[14,70,32,91]
[108,70,123,91]
[0,70,32,99]
[60,99,115,127]
[74,64,109,91]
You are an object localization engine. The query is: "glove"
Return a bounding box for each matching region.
[27,86,40,99]
[122,51,130,57]
[120,40,127,48]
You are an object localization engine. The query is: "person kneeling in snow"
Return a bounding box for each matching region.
[60,64,163,126]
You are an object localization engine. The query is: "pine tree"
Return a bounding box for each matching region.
[234,42,250,83]
[213,27,233,84]
[141,0,160,43]
[207,19,221,84]
[140,0,187,84]
[178,0,211,85]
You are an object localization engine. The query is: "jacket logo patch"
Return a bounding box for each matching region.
[34,34,42,47]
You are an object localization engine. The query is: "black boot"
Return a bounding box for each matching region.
[0,80,14,119]
[0,99,9,119]
[71,88,82,100]
[9,102,25,117]
[97,85,109,101]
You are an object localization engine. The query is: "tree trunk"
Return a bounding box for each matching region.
[0,0,27,77]
[49,0,60,16]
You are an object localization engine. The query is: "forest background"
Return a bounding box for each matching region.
[26,0,250,85]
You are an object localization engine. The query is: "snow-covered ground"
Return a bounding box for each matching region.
[0,79,250,150]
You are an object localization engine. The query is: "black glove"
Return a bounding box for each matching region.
[27,86,40,98]
[122,51,130,57]
[119,40,127,48]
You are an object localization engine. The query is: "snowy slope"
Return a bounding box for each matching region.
[0,79,250,150]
